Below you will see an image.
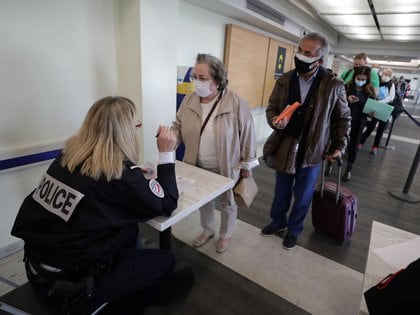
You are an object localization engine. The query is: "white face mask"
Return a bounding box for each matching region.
[372,68,379,73]
[295,53,320,64]
[193,79,213,98]
[382,75,391,82]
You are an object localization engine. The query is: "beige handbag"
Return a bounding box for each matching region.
[233,177,259,208]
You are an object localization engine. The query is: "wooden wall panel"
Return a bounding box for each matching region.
[262,39,296,106]
[224,24,269,108]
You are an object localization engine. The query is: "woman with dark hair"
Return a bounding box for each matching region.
[343,66,376,181]
[11,96,193,314]
[172,54,258,253]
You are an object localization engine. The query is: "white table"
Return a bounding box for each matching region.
[147,161,235,249]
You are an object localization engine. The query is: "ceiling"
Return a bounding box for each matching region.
[296,0,420,74]
[303,0,420,42]
[184,0,420,75]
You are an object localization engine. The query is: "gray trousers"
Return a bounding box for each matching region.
[198,167,237,239]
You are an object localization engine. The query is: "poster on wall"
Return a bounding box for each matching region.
[177,66,194,108]
[274,46,286,79]
[176,66,194,160]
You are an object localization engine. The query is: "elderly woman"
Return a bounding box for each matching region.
[359,68,396,155]
[172,54,258,253]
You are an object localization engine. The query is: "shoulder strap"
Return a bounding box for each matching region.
[200,91,223,136]
[343,69,352,81]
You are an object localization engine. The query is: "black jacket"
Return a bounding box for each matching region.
[11,155,178,270]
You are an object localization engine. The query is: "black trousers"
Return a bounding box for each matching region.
[361,118,388,148]
[347,117,366,165]
[91,248,175,314]
[27,248,175,315]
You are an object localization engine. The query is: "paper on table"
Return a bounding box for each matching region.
[176,176,196,194]
[362,98,394,122]
[373,237,420,270]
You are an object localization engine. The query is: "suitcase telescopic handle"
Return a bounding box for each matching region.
[321,157,343,204]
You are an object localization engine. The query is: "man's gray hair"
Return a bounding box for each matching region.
[195,53,228,90]
[301,32,329,62]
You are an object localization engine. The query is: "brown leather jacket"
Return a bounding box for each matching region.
[264,67,351,169]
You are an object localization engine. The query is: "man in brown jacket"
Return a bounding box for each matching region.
[261,32,351,249]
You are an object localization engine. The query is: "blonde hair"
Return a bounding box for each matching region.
[382,68,393,76]
[61,96,139,181]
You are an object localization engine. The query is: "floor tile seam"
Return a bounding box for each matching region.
[382,132,419,144]
[0,276,19,289]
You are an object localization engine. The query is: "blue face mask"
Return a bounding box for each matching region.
[355,79,366,87]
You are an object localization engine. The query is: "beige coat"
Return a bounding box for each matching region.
[172,89,258,186]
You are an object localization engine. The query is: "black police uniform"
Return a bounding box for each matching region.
[11,155,179,314]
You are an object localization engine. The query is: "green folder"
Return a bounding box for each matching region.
[363,98,394,122]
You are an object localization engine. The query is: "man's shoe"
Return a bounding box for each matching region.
[282,232,297,250]
[370,146,378,155]
[343,170,351,182]
[324,164,333,177]
[261,224,286,236]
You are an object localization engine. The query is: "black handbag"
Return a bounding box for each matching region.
[364,257,420,315]
[389,93,404,119]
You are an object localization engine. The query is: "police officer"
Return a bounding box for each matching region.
[11,96,193,314]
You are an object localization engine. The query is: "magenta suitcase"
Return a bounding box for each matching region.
[312,160,357,243]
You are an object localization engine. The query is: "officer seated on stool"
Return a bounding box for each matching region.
[11,96,194,315]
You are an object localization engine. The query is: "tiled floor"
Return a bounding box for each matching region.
[173,212,364,315]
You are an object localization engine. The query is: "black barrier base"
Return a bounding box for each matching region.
[383,145,395,151]
[389,189,420,203]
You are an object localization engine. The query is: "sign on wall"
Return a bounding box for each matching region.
[274,46,286,79]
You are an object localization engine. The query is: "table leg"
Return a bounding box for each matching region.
[160,227,172,250]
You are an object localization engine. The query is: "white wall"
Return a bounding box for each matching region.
[0,0,120,248]
[0,0,119,153]
[139,0,179,163]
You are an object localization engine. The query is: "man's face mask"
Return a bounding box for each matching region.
[294,53,320,74]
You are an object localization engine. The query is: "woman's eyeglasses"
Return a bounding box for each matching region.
[135,120,142,129]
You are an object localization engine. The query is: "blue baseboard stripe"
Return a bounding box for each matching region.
[0,149,61,171]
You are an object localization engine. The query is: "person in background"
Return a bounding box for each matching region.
[11,96,193,314]
[359,68,395,155]
[397,76,407,98]
[340,53,379,95]
[342,66,376,182]
[261,32,351,249]
[371,63,380,75]
[172,53,258,254]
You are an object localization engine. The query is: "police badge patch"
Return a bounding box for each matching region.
[149,179,164,198]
